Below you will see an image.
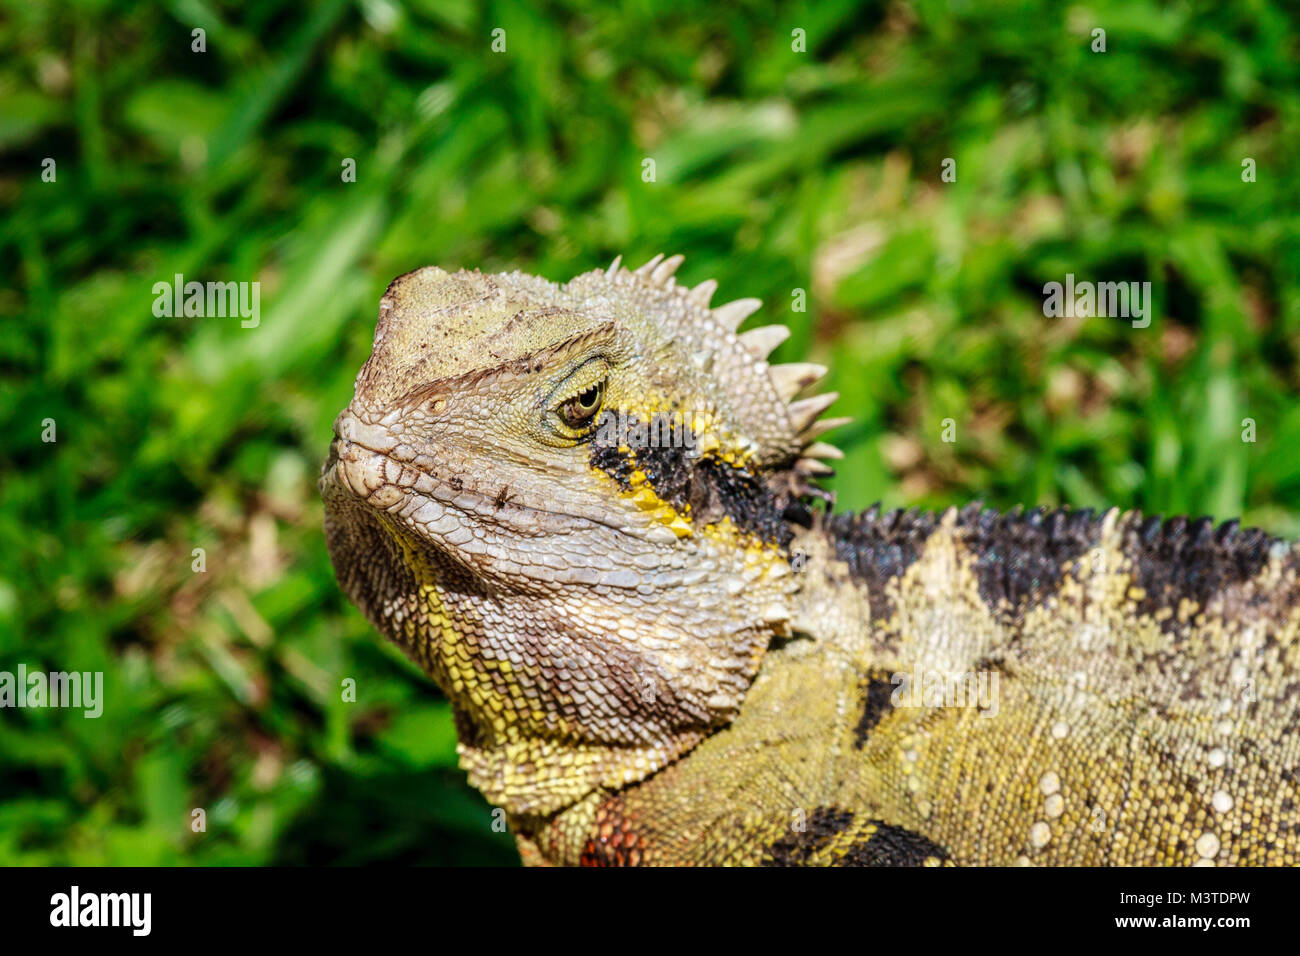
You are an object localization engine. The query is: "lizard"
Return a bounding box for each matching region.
[320,253,1300,866]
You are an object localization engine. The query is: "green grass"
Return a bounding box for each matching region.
[1,0,1298,864]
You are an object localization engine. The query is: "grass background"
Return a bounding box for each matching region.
[2,0,1298,865]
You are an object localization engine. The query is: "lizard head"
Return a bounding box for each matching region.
[321,255,845,814]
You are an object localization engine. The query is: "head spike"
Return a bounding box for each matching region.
[687,278,718,309]
[768,362,826,401]
[801,415,852,441]
[802,441,844,460]
[795,458,836,477]
[605,254,623,278]
[738,325,790,360]
[634,253,665,277]
[712,298,762,332]
[650,254,685,286]
[788,392,839,433]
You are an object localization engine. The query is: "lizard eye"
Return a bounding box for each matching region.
[557,378,606,431]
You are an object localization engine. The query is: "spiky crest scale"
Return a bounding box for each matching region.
[600,253,846,478]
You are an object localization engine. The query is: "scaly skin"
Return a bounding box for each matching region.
[321,255,1300,866]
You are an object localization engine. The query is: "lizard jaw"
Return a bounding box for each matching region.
[324,410,675,589]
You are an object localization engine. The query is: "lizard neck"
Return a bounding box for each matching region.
[323,478,794,817]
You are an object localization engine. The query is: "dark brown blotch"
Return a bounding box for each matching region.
[589,411,795,547]
[837,821,950,867]
[827,504,1103,621]
[959,505,1103,616]
[762,807,854,866]
[1123,514,1277,634]
[852,671,898,749]
[825,506,940,622]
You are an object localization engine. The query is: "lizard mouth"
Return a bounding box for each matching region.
[324,430,686,593]
[324,410,643,542]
